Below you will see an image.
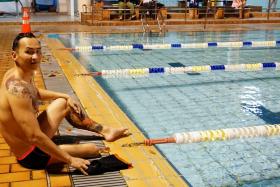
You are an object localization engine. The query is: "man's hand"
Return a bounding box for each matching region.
[70,157,90,175]
[67,97,83,117]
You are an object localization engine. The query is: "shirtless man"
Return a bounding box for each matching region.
[0,32,128,174]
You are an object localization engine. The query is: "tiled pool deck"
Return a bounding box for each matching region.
[0,19,280,187]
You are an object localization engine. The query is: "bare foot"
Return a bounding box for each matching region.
[102,127,130,142]
[82,119,130,142]
[66,108,130,142]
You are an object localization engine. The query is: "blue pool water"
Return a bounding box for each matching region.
[56,30,280,186]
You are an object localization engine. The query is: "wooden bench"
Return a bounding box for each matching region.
[102,6,168,20]
[189,8,218,19]
[224,7,251,19]
[188,6,251,19]
[81,1,168,22]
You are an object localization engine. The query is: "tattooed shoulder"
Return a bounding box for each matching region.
[5,79,32,98]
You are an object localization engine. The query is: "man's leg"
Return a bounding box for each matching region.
[127,2,135,16]
[38,98,69,138]
[47,143,109,165]
[59,143,109,158]
[119,1,125,19]
[37,98,109,165]
[38,97,129,142]
[65,104,129,142]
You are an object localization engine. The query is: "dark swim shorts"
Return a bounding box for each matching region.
[17,146,51,169]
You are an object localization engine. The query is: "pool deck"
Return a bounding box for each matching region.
[1,17,280,187]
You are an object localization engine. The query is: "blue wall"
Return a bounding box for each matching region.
[247,0,275,9]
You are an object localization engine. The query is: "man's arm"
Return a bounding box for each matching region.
[37,88,69,101]
[37,88,82,115]
[6,80,72,164]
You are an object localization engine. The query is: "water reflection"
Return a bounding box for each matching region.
[240,86,280,124]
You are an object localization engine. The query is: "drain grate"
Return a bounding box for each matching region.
[71,171,127,187]
[70,141,127,187]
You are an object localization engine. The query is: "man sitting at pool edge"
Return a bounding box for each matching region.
[0,32,129,175]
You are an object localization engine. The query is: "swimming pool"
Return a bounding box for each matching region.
[56,30,280,186]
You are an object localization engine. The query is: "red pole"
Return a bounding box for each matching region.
[144,137,176,146]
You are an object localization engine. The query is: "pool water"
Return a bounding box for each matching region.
[57,30,280,186]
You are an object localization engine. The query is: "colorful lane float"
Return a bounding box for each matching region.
[59,40,280,52]
[122,124,280,147]
[75,62,280,78]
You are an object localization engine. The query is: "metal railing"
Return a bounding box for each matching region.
[82,0,279,27]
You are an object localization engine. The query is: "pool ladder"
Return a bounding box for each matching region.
[140,9,166,34]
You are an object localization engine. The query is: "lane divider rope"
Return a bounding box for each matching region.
[122,124,280,147]
[75,61,279,78]
[59,40,280,52]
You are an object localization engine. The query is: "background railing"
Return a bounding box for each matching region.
[97,0,279,10]
[81,0,279,26]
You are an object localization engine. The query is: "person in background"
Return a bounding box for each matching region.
[189,0,199,8]
[118,0,139,20]
[232,0,246,9]
[0,32,129,174]
[270,0,278,12]
[140,0,164,18]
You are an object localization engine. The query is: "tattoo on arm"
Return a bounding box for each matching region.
[5,79,32,99]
